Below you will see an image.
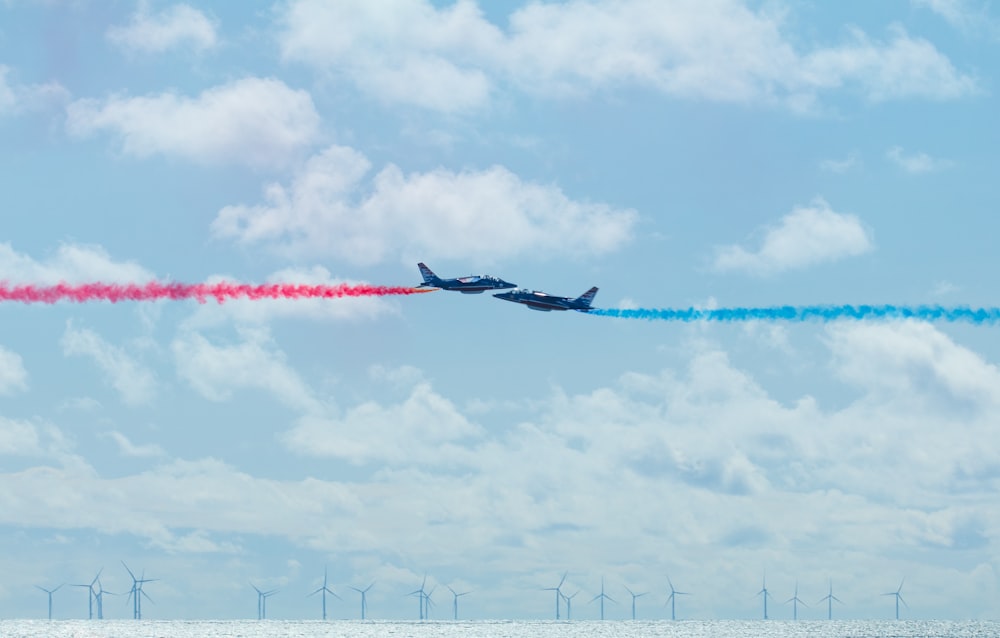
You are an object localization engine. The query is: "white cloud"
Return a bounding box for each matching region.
[0,418,45,456]
[713,198,874,276]
[282,377,484,466]
[101,431,166,458]
[61,325,157,406]
[0,345,28,395]
[171,328,325,415]
[886,145,954,173]
[0,65,69,116]
[800,24,977,104]
[107,3,218,54]
[278,0,500,112]
[820,151,862,173]
[181,267,398,329]
[0,242,154,285]
[0,417,73,460]
[65,77,319,169]
[913,0,995,32]
[276,0,977,113]
[212,144,637,265]
[827,320,1000,408]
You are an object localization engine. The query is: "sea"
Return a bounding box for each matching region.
[1,620,998,638]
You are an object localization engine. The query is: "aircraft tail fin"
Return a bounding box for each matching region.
[417,263,439,286]
[575,286,598,307]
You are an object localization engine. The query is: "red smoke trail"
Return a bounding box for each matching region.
[0,282,435,304]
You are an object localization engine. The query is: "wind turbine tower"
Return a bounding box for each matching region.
[409,576,431,620]
[350,583,374,620]
[588,577,616,620]
[36,584,62,620]
[122,562,156,620]
[785,581,808,620]
[756,575,773,620]
[73,569,103,620]
[624,586,646,620]
[665,577,690,621]
[882,580,907,620]
[308,568,341,620]
[817,580,843,620]
[542,572,567,619]
[561,590,580,620]
[447,585,471,620]
[251,584,278,620]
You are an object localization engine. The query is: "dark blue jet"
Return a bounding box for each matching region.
[493,286,598,312]
[416,262,516,294]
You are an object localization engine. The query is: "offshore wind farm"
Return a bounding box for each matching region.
[19,566,932,622]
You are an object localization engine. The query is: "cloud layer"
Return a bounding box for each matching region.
[278,0,977,113]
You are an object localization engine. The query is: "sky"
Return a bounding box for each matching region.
[1,0,999,622]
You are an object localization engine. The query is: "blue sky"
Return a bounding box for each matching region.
[1,0,999,621]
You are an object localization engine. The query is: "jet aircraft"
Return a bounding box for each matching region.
[493,286,598,312]
[416,263,516,294]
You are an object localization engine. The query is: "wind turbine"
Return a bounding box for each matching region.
[756,575,773,620]
[542,572,567,619]
[308,568,341,620]
[251,583,278,620]
[94,577,116,620]
[560,590,580,620]
[122,562,156,619]
[447,585,471,620]
[409,576,430,620]
[73,569,103,619]
[784,581,808,620]
[424,586,436,619]
[624,586,646,620]
[588,577,615,620]
[35,584,62,620]
[350,583,374,620]
[665,577,690,620]
[816,580,843,620]
[882,580,907,620]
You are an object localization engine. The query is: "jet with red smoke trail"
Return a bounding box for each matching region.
[493,286,598,312]
[416,263,517,294]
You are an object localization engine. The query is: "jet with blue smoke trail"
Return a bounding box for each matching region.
[589,304,1000,323]
[493,286,598,312]
[416,262,517,294]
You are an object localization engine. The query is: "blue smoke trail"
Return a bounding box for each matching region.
[589,305,1000,324]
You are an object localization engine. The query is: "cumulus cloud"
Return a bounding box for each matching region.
[278,0,500,112]
[212,144,637,264]
[886,145,954,173]
[65,77,319,169]
[0,345,28,395]
[276,0,977,113]
[107,3,218,54]
[0,242,154,284]
[282,378,484,466]
[713,199,874,276]
[171,328,324,415]
[61,325,157,406]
